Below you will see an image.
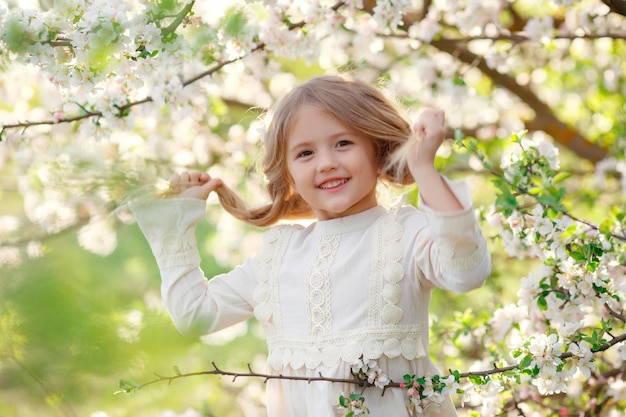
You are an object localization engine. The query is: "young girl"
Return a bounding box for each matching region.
[130,74,491,416]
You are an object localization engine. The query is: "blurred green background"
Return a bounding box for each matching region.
[0,177,270,417]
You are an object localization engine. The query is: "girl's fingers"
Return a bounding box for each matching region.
[204,178,223,193]
[176,177,222,200]
[189,171,209,183]
[168,173,181,193]
[165,171,219,200]
[169,171,209,187]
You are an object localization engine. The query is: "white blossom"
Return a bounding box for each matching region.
[524,16,555,42]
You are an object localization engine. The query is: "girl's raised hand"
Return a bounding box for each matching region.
[167,170,222,200]
[407,109,446,173]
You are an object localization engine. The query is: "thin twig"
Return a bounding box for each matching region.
[10,356,78,417]
[604,303,626,324]
[122,331,626,395]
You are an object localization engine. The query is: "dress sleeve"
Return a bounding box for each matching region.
[130,198,257,336]
[414,177,491,293]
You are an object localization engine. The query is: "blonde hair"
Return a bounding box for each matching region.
[215,74,415,227]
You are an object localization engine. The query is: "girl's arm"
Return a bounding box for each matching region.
[410,179,491,293]
[406,110,491,291]
[406,109,462,212]
[130,171,257,336]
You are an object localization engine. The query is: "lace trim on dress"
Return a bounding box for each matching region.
[253,226,296,334]
[306,234,340,335]
[369,212,405,326]
[266,326,426,371]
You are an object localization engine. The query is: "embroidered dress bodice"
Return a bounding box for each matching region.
[131,179,491,417]
[256,206,430,372]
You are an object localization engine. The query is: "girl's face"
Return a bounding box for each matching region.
[285,104,379,220]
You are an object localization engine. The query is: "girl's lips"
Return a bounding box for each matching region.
[319,178,349,189]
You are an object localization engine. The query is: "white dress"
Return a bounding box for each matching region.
[131,179,491,417]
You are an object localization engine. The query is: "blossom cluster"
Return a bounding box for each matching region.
[400,373,461,415]
[349,357,390,389]
[461,132,626,414]
[339,358,460,416]
[337,392,369,416]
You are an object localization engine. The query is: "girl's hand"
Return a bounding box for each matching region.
[167,170,222,200]
[407,109,446,174]
[406,109,462,210]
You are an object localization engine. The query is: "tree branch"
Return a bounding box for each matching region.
[602,0,626,17]
[119,361,369,394]
[121,331,626,396]
[390,5,614,164]
[605,303,626,324]
[428,39,608,163]
[10,355,78,417]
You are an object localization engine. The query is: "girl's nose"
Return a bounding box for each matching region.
[317,151,338,172]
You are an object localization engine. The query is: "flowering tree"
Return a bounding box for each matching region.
[1,0,625,416]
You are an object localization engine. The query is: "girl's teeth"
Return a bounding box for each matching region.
[321,179,346,189]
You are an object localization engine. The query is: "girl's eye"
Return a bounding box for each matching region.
[336,140,352,148]
[297,150,313,158]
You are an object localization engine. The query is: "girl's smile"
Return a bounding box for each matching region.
[318,177,349,190]
[286,104,379,220]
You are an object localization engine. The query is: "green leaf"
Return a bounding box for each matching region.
[599,219,614,236]
[495,193,519,215]
[223,8,248,37]
[454,128,465,143]
[116,379,140,394]
[553,172,570,184]
[509,130,528,143]
[610,205,625,222]
[468,375,483,385]
[519,355,533,369]
[568,251,586,261]
[453,370,461,382]
[1,18,34,52]
[537,296,548,311]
